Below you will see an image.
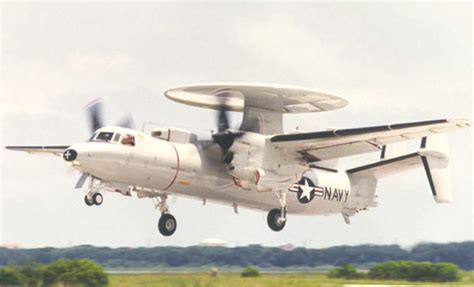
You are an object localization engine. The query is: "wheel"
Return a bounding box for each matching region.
[267,208,286,231]
[92,193,103,206]
[84,195,93,206]
[158,213,177,236]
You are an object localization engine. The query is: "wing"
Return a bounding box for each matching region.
[268,118,469,161]
[5,145,69,156]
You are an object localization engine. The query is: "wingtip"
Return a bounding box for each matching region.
[448,118,471,127]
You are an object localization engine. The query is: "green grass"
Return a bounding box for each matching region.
[109,272,474,287]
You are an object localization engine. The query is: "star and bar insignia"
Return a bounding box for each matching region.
[288,176,324,204]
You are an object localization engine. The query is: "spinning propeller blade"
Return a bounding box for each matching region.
[212,97,243,163]
[86,99,135,134]
[86,99,104,134]
[217,100,230,133]
[117,114,135,129]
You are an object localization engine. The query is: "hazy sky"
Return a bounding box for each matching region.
[1,2,472,248]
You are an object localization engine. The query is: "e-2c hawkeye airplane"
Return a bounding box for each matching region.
[6,83,470,236]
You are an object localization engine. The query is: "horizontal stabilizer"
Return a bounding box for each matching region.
[347,152,447,178]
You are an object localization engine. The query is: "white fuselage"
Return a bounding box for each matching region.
[69,127,355,215]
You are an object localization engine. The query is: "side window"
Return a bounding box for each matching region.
[121,134,135,146]
[112,133,121,142]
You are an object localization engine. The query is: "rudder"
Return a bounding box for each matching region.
[420,134,452,203]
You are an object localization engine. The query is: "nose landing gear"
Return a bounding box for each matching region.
[84,195,94,206]
[154,194,177,236]
[84,193,103,206]
[83,177,104,206]
[92,193,103,205]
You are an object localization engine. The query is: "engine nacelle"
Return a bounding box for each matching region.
[229,166,293,192]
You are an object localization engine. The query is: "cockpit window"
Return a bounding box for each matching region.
[95,132,114,142]
[89,132,98,141]
[121,134,135,146]
[112,133,121,142]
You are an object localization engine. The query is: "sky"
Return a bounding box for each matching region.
[1,2,472,249]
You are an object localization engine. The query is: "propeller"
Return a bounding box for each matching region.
[85,99,135,134]
[117,114,135,130]
[217,102,230,133]
[212,97,243,163]
[86,99,104,134]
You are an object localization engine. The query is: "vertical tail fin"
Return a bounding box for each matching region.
[347,134,452,204]
[420,134,452,203]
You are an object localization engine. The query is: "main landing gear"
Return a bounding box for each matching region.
[267,190,287,231]
[158,213,177,236]
[267,208,286,231]
[154,195,177,236]
[84,193,103,206]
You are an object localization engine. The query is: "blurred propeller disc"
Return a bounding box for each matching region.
[212,95,244,162]
[85,99,135,135]
[117,114,135,130]
[85,99,104,134]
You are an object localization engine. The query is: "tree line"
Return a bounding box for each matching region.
[328,261,461,282]
[0,241,472,270]
[0,259,108,287]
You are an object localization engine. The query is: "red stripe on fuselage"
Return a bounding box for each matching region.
[163,142,180,191]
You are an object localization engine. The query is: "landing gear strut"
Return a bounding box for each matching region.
[267,190,287,231]
[154,195,177,236]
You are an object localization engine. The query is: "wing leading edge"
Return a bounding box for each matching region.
[5,145,69,156]
[269,118,469,161]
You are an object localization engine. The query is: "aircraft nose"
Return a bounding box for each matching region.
[63,149,78,161]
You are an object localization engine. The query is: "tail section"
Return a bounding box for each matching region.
[420,134,451,203]
[347,134,452,203]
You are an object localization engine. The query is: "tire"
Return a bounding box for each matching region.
[267,208,286,231]
[84,195,93,206]
[92,193,103,206]
[158,213,177,236]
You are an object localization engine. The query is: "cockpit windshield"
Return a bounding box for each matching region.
[89,131,135,146]
[89,132,98,141]
[92,132,114,142]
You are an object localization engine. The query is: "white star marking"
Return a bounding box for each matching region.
[64,150,71,160]
[299,178,314,200]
